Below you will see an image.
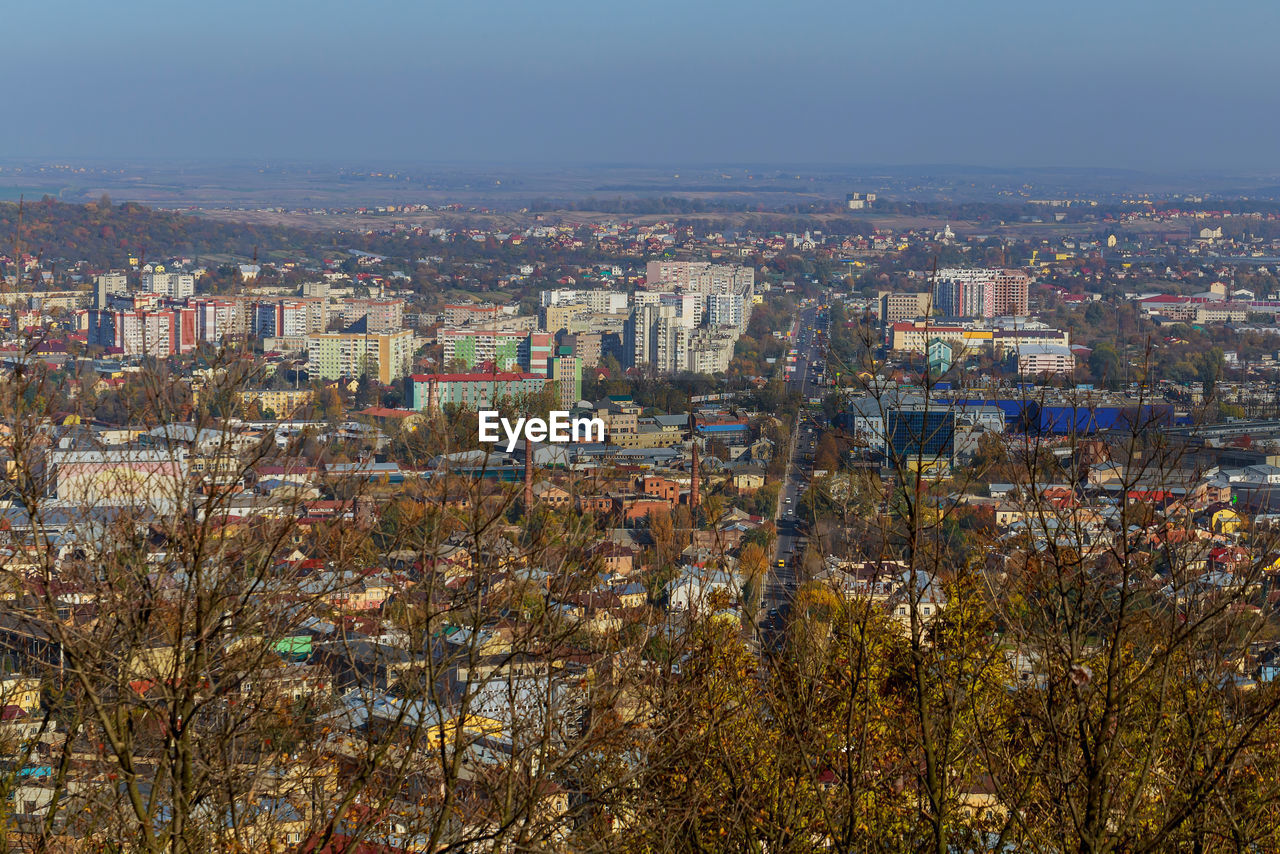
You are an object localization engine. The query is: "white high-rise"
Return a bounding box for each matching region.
[141,272,195,300]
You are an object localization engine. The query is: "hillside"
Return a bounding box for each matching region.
[0,196,331,269]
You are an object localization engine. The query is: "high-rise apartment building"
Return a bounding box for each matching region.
[252,300,309,339]
[558,332,602,369]
[94,273,129,309]
[644,261,754,295]
[90,307,196,357]
[633,291,701,329]
[539,289,628,313]
[687,328,738,374]
[341,298,404,332]
[707,293,747,330]
[441,303,500,326]
[933,269,1029,318]
[408,372,548,413]
[439,329,553,376]
[306,329,414,384]
[549,354,583,409]
[627,304,688,373]
[189,298,239,344]
[878,291,933,324]
[521,332,553,377]
[141,272,195,300]
[541,304,583,335]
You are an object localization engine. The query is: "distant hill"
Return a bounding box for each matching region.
[0,197,331,269]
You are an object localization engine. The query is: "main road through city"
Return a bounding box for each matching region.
[760,303,827,637]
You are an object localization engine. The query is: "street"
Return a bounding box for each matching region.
[760,303,828,636]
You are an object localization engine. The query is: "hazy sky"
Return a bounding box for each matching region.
[4,0,1278,170]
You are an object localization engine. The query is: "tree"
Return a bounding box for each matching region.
[1088,342,1121,388]
[814,434,842,472]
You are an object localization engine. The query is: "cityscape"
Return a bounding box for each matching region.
[3,0,1280,851]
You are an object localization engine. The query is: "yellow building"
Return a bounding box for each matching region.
[306,329,415,385]
[1213,506,1244,535]
[610,427,682,449]
[236,387,315,418]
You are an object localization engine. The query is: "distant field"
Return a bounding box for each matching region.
[192,206,1182,243]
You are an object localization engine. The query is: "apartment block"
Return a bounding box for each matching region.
[1015,343,1076,376]
[189,298,242,344]
[549,354,583,409]
[140,271,196,300]
[541,303,583,335]
[878,291,933,324]
[236,388,316,417]
[441,303,500,326]
[644,261,754,295]
[306,329,414,384]
[540,289,628,313]
[94,273,129,309]
[90,307,196,357]
[933,269,1029,318]
[686,328,738,374]
[341,298,404,332]
[706,293,747,330]
[252,300,309,338]
[627,304,687,372]
[558,332,602,369]
[408,372,548,413]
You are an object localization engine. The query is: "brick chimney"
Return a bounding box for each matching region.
[690,441,700,510]
[524,441,534,509]
[688,409,699,510]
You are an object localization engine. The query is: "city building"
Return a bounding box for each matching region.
[885,408,956,472]
[627,304,687,372]
[1015,342,1076,376]
[686,328,737,374]
[45,447,188,513]
[306,329,415,384]
[522,331,553,377]
[558,332,602,370]
[644,261,754,294]
[252,300,309,339]
[707,293,747,330]
[549,353,583,409]
[540,289,628,313]
[442,303,501,326]
[879,291,933,324]
[694,414,750,446]
[141,271,196,300]
[94,273,129,309]
[927,338,954,374]
[235,388,316,418]
[408,372,549,413]
[189,298,241,344]
[846,192,877,210]
[634,291,702,328]
[933,269,1029,318]
[441,329,551,375]
[89,307,196,357]
[341,298,404,333]
[888,319,1068,356]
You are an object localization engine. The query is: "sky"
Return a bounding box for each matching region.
[4,0,1279,171]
